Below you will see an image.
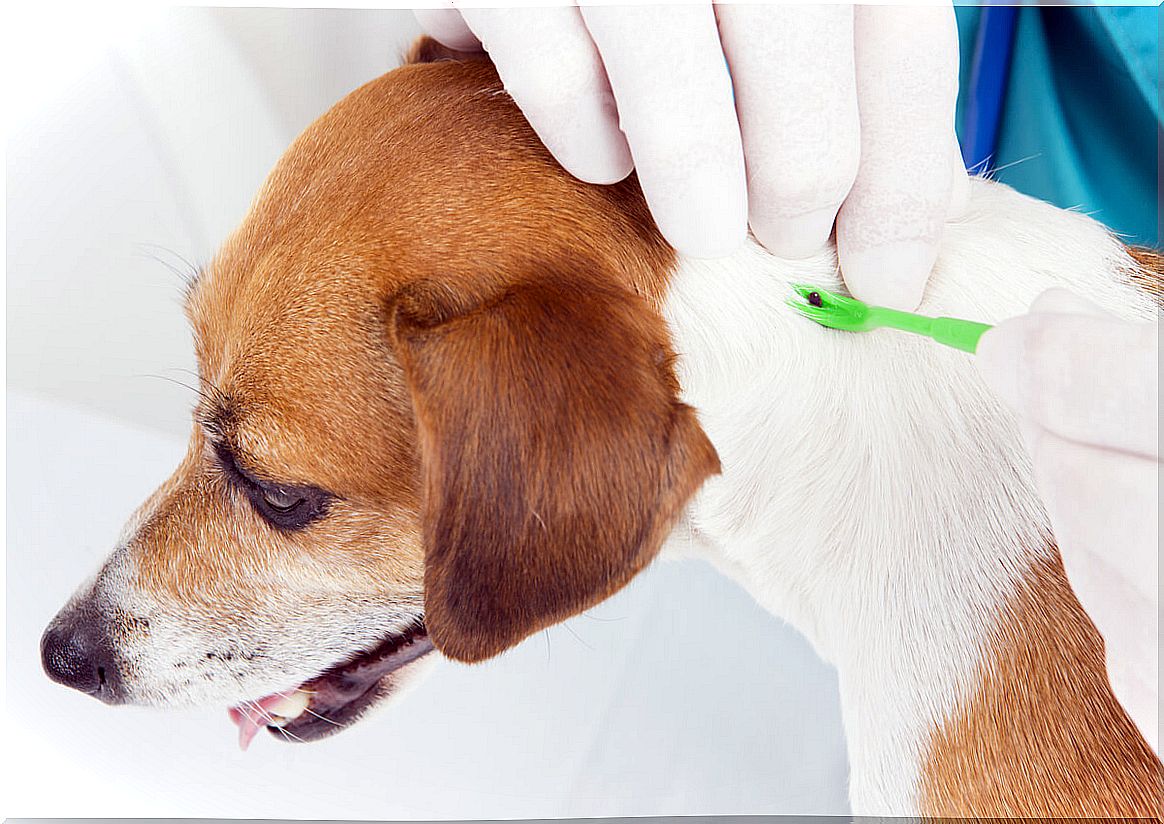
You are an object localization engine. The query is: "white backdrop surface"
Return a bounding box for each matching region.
[5,7,850,818]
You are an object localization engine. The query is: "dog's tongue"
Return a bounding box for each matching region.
[227,690,304,751]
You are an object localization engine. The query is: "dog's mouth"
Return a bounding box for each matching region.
[227,621,433,749]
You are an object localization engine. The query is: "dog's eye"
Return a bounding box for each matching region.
[212,441,331,531]
[251,482,329,531]
[261,487,304,513]
[251,481,330,531]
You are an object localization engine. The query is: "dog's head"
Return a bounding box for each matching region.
[40,41,718,745]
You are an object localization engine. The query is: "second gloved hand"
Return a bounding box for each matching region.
[975,287,1160,755]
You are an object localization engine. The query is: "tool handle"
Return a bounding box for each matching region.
[868,307,993,353]
[929,317,993,353]
[868,306,935,336]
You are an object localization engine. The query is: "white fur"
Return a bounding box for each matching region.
[660,178,1156,813]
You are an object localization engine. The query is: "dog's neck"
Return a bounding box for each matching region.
[659,179,1160,815]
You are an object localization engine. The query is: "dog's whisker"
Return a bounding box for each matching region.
[173,366,230,407]
[242,699,281,728]
[135,249,196,287]
[302,706,343,727]
[134,243,204,294]
[272,722,306,745]
[561,622,594,652]
[168,367,231,412]
[138,373,218,407]
[160,367,227,405]
[241,699,266,721]
[164,366,199,378]
[984,152,1041,179]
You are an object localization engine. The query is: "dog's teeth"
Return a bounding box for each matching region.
[267,690,310,722]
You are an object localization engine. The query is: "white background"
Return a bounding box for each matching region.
[5,7,850,817]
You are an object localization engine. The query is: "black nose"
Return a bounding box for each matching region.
[41,612,124,703]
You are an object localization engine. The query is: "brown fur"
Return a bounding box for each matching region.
[1127,246,1164,305]
[392,276,718,660]
[921,550,1163,817]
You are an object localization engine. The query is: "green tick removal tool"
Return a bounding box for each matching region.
[786,284,993,354]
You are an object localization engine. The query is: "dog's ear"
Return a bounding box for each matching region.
[404,35,488,66]
[389,276,719,662]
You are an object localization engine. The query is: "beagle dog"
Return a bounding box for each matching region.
[41,38,1162,816]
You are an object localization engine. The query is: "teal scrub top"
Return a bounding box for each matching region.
[955,6,1160,246]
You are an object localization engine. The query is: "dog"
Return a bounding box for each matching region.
[41,38,1162,816]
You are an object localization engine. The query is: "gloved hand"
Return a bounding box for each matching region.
[415,5,968,310]
[976,288,1160,755]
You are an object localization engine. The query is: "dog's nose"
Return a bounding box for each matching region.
[41,613,124,703]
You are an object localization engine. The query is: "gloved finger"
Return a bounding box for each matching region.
[836,5,961,311]
[1016,360,1161,754]
[413,9,481,52]
[1024,419,1161,752]
[715,5,859,259]
[1041,438,1161,758]
[947,137,970,219]
[459,8,633,185]
[1023,423,1159,605]
[1028,286,1113,318]
[581,5,747,258]
[1105,647,1160,757]
[977,310,1160,458]
[1102,610,1160,757]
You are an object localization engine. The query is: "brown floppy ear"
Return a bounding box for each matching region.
[390,276,720,663]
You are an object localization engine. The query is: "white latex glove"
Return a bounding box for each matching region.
[976,288,1160,755]
[415,5,968,310]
